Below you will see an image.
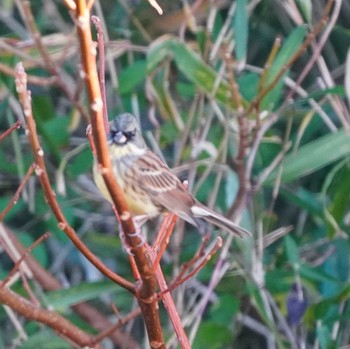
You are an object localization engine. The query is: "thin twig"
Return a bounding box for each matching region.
[224,48,250,218]
[246,4,332,116]
[162,236,222,296]
[19,0,89,122]
[0,120,21,143]
[91,308,141,345]
[147,246,192,349]
[0,163,35,221]
[91,16,109,133]
[0,63,57,86]
[152,213,177,271]
[1,233,50,288]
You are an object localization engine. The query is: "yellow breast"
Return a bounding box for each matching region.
[93,144,160,217]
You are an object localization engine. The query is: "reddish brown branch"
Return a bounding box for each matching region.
[69,2,165,347]
[4,227,141,349]
[0,286,101,348]
[19,0,89,122]
[14,62,134,293]
[284,0,335,104]
[152,213,177,270]
[91,308,141,345]
[166,236,222,294]
[91,16,109,133]
[1,232,50,287]
[0,62,57,87]
[0,163,35,222]
[147,246,191,349]
[0,120,21,143]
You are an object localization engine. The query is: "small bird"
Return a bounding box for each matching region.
[93,113,251,238]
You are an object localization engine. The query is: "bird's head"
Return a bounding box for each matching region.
[108,113,145,151]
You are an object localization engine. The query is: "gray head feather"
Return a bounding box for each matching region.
[109,113,145,148]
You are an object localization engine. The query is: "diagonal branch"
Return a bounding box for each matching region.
[14,62,135,293]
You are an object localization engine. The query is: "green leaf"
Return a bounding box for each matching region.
[18,330,71,349]
[147,36,236,108]
[280,187,324,217]
[246,281,273,325]
[284,235,300,268]
[261,26,307,109]
[45,281,124,310]
[209,294,239,325]
[322,162,350,237]
[316,324,333,349]
[225,169,239,208]
[34,114,70,164]
[296,0,312,23]
[266,269,294,294]
[234,0,248,62]
[237,73,259,101]
[68,146,93,178]
[193,322,233,349]
[300,265,339,284]
[118,60,146,95]
[264,129,350,185]
[85,231,122,258]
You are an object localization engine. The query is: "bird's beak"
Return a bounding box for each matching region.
[112,131,127,145]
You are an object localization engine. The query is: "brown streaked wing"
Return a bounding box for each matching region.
[135,150,178,193]
[135,150,198,225]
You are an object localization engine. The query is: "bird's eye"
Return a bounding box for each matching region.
[124,131,135,139]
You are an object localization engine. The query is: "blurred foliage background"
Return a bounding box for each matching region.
[1,0,350,348]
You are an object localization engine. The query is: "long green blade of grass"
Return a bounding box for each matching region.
[264,129,350,185]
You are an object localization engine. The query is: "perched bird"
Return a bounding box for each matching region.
[93,113,251,238]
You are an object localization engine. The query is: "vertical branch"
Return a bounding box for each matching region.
[223,47,250,219]
[71,2,165,347]
[91,16,109,133]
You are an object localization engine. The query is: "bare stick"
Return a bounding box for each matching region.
[0,62,57,87]
[19,0,89,122]
[147,246,192,349]
[0,120,21,143]
[159,236,222,296]
[0,287,101,348]
[1,233,50,288]
[152,213,177,271]
[91,308,141,345]
[0,163,35,221]
[91,16,109,133]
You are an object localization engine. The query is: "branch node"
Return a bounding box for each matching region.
[120,211,131,221]
[58,222,67,230]
[91,97,103,112]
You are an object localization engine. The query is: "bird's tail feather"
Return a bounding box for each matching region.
[191,205,251,238]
